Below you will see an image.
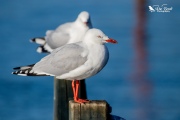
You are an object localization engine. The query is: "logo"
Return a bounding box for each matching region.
[148,4,173,13]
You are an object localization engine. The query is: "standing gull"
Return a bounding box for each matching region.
[12,28,117,103]
[30,11,92,53]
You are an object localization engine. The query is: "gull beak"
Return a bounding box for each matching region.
[84,22,88,26]
[83,22,89,26]
[105,38,118,44]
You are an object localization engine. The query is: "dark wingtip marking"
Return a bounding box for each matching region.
[13,67,21,70]
[37,46,50,53]
[12,70,49,76]
[13,64,35,70]
[30,37,45,43]
[11,71,16,74]
[30,38,36,42]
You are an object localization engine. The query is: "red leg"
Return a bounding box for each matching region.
[72,80,76,99]
[72,80,89,103]
[75,80,80,99]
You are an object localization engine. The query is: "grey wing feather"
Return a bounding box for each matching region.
[33,43,87,76]
[45,23,72,49]
[45,31,70,49]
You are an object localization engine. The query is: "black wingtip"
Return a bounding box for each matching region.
[30,37,45,44]
[13,67,21,70]
[11,72,15,74]
[30,38,36,42]
[11,71,24,75]
[37,46,50,53]
[13,64,35,70]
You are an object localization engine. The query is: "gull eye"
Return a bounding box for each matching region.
[97,35,102,38]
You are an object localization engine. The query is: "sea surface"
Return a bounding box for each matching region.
[0,0,180,120]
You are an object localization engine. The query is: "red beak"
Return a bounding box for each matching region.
[105,38,118,44]
[84,22,88,25]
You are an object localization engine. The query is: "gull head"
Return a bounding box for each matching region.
[84,28,117,45]
[77,11,92,28]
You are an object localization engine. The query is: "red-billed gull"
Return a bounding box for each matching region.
[13,28,117,103]
[30,11,92,53]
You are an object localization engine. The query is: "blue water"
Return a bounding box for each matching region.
[0,0,180,120]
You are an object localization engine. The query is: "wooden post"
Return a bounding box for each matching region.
[69,100,111,120]
[54,78,87,120]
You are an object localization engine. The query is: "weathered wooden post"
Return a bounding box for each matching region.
[69,100,111,120]
[54,78,125,120]
[54,78,87,120]
[69,101,126,120]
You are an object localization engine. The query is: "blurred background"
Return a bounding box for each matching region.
[0,0,180,120]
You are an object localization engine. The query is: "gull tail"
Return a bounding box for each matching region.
[30,37,53,53]
[36,44,53,53]
[30,37,46,45]
[12,64,48,76]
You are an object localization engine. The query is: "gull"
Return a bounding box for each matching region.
[12,28,117,103]
[30,11,92,53]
